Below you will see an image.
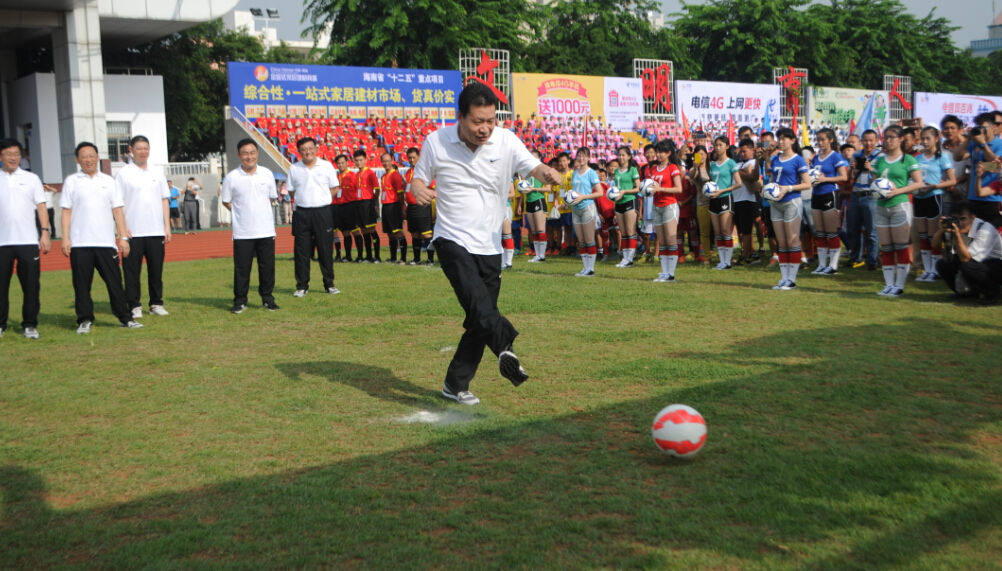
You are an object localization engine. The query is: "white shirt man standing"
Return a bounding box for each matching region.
[221,138,279,314]
[116,135,172,319]
[411,82,561,405]
[60,142,142,333]
[287,136,340,297]
[0,138,51,339]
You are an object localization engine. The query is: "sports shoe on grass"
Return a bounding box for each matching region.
[230,304,247,314]
[441,385,480,405]
[122,320,144,329]
[149,305,169,316]
[293,289,307,298]
[23,327,39,339]
[76,321,92,334]
[325,287,341,294]
[263,301,280,311]
[499,347,529,387]
[131,307,142,319]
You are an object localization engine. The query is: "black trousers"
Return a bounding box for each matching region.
[936,257,1002,298]
[122,236,165,310]
[182,201,199,231]
[233,237,276,306]
[435,238,518,392]
[0,245,41,330]
[292,206,334,290]
[70,247,131,325]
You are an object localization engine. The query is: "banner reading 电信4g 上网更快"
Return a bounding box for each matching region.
[512,73,644,131]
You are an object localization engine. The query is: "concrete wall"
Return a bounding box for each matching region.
[6,73,61,184]
[104,74,169,168]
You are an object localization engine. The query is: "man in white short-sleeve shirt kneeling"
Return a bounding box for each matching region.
[411,82,561,405]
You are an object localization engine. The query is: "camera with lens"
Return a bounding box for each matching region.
[941,216,959,230]
[970,127,984,138]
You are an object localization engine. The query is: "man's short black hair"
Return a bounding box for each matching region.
[0,138,23,154]
[861,129,878,139]
[335,154,349,163]
[75,141,99,157]
[940,114,963,130]
[406,147,420,156]
[840,143,856,152]
[759,131,774,139]
[236,138,258,153]
[974,112,995,126]
[949,200,973,216]
[129,135,150,148]
[353,149,367,159]
[738,125,753,136]
[296,136,317,150]
[738,138,756,149]
[458,81,499,116]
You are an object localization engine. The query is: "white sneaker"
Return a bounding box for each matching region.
[877,285,894,296]
[653,273,667,282]
[149,305,169,316]
[528,256,545,263]
[293,289,307,298]
[76,320,92,334]
[441,385,480,405]
[811,266,826,275]
[887,287,904,297]
[772,280,790,290]
[23,327,39,339]
[123,320,144,329]
[131,306,142,319]
[779,281,797,291]
[325,287,341,294]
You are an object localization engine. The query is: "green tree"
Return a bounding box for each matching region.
[303,0,541,69]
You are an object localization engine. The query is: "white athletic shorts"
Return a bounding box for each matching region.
[653,203,680,226]
[770,197,802,224]
[504,204,513,222]
[572,203,597,226]
[875,202,911,228]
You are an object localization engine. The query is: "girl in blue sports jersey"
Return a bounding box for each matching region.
[769,127,812,290]
[565,147,604,276]
[810,128,849,275]
[913,126,956,282]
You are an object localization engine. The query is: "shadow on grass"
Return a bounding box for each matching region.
[2,321,1000,568]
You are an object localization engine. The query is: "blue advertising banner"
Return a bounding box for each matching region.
[228,62,462,122]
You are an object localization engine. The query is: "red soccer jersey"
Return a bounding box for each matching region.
[356,168,379,201]
[679,177,696,219]
[595,182,615,219]
[649,162,681,207]
[338,170,359,203]
[381,169,404,204]
[403,169,417,205]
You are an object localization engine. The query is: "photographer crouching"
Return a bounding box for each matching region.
[932,200,1002,305]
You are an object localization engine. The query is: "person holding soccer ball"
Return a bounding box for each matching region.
[410,82,562,406]
[646,139,683,282]
[768,128,812,290]
[871,125,925,297]
[703,136,742,269]
[611,146,642,267]
[809,128,849,275]
[565,147,604,277]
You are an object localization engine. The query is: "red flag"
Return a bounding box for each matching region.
[680,107,691,140]
[727,114,736,145]
[849,119,856,135]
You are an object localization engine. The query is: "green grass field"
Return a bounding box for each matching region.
[2,252,1000,568]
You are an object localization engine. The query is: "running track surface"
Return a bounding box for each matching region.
[40,228,297,272]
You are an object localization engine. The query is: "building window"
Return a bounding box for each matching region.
[107,121,132,161]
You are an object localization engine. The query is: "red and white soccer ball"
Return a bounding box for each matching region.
[651,404,707,458]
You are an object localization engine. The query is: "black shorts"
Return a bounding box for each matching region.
[381,202,404,233]
[332,204,351,232]
[913,194,943,219]
[811,192,838,212]
[733,200,757,235]
[761,206,776,238]
[350,199,377,231]
[526,198,546,214]
[709,194,733,215]
[169,207,180,218]
[614,200,635,214]
[406,204,433,235]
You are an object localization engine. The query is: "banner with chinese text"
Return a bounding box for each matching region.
[227,62,462,122]
[809,87,889,133]
[512,73,643,130]
[675,80,780,134]
[914,92,1002,128]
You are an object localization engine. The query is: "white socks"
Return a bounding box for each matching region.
[817,247,829,268]
[534,241,547,259]
[894,264,910,289]
[829,246,841,270]
[882,265,895,288]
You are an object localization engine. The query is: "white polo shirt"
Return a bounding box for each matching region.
[413,125,540,255]
[115,162,170,237]
[60,171,122,249]
[0,167,46,247]
[287,158,339,208]
[964,218,1002,262]
[220,165,277,240]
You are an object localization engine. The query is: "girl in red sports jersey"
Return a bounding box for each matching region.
[647,139,684,282]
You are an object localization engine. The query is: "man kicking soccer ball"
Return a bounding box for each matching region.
[411,82,561,405]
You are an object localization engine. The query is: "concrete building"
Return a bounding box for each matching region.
[0,0,239,180]
[222,9,330,54]
[970,10,1002,57]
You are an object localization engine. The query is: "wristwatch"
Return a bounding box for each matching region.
[40,227,50,233]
